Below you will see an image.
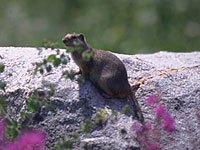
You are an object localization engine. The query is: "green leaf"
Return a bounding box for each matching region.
[63,140,73,149]
[72,133,79,140]
[27,100,40,112]
[53,58,61,67]
[6,119,19,139]
[122,104,131,114]
[62,70,76,80]
[0,63,5,73]
[20,112,29,119]
[60,53,70,64]
[67,48,74,53]
[47,54,57,62]
[55,135,76,150]
[81,120,92,133]
[0,80,6,91]
[0,96,7,114]
[95,109,109,125]
[27,94,41,112]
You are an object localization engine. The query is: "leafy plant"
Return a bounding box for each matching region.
[0,63,6,91]
[55,134,79,150]
[95,108,109,125]
[0,63,5,73]
[34,48,70,76]
[0,80,6,91]
[122,104,131,114]
[0,49,51,148]
[0,96,7,115]
[6,119,20,139]
[19,84,56,127]
[81,120,92,134]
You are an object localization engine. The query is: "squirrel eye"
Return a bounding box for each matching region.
[79,34,84,40]
[71,36,76,40]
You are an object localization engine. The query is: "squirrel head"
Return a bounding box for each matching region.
[62,33,89,51]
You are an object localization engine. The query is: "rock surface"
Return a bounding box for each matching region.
[0,47,200,150]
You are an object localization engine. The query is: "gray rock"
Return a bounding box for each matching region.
[0,47,200,150]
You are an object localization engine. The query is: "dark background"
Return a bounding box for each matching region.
[0,0,200,54]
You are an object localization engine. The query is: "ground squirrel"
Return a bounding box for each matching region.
[62,33,144,123]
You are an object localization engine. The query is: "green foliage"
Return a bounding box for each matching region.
[0,63,6,91]
[55,139,73,150]
[110,110,118,122]
[1,1,200,53]
[81,120,92,134]
[35,45,85,86]
[122,104,131,114]
[62,70,77,81]
[34,49,70,75]
[26,84,55,114]
[27,92,43,112]
[47,54,61,67]
[0,80,6,91]
[0,74,56,139]
[0,96,7,115]
[67,48,75,53]
[95,108,109,125]
[55,135,80,150]
[6,119,20,139]
[0,63,5,73]
[71,133,79,141]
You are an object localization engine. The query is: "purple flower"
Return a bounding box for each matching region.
[155,105,176,132]
[6,130,46,150]
[162,113,176,132]
[143,121,152,131]
[131,122,143,134]
[132,95,176,149]
[155,105,166,118]
[148,141,160,150]
[145,95,160,106]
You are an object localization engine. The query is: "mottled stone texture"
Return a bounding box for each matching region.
[0,47,200,150]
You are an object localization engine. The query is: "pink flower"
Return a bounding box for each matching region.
[155,105,176,132]
[132,95,176,149]
[162,113,176,132]
[131,122,143,134]
[155,105,166,118]
[143,121,152,131]
[6,130,46,150]
[148,141,160,150]
[145,95,160,106]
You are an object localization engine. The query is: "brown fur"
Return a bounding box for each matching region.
[62,33,144,123]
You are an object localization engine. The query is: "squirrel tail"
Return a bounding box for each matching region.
[129,93,144,123]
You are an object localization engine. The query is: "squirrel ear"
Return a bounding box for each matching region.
[79,33,85,41]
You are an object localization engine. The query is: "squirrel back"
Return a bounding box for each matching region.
[63,33,144,123]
